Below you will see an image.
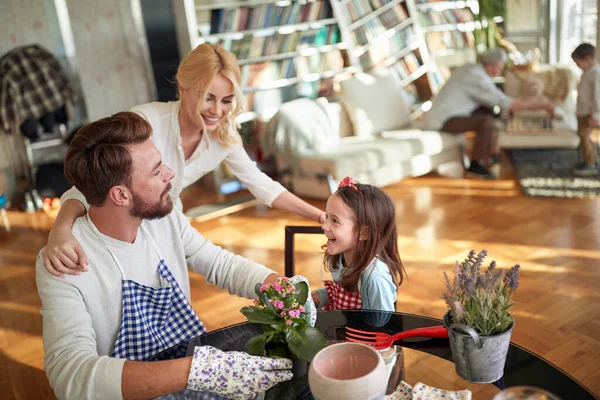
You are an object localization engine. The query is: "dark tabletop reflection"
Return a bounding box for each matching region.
[150,310,597,400]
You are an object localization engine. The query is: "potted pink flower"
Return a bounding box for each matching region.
[240,277,327,375]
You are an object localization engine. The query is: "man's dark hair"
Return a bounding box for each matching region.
[64,112,152,206]
[572,43,595,60]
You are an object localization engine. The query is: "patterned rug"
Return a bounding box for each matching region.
[508,149,600,198]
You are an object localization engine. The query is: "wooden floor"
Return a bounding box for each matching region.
[1,158,599,399]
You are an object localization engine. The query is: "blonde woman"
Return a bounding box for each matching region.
[44,44,326,276]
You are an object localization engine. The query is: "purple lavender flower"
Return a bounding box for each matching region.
[442,250,519,336]
[504,264,520,291]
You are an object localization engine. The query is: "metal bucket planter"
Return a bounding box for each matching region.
[443,312,514,384]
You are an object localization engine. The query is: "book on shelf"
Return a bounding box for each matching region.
[359,25,416,69]
[348,2,409,46]
[344,0,375,22]
[220,25,341,63]
[240,50,345,88]
[425,31,474,52]
[418,8,474,27]
[402,52,421,73]
[206,1,332,34]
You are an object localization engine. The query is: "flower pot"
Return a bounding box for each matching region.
[443,311,514,384]
[291,358,308,379]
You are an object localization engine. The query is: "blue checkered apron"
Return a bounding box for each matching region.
[88,216,207,361]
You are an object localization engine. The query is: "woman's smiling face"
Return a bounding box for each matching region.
[180,74,234,132]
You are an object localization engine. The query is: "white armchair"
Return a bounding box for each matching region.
[262,69,466,199]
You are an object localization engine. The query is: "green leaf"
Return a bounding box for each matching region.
[257,289,278,313]
[240,306,280,325]
[246,334,267,356]
[293,281,309,306]
[254,282,263,296]
[267,345,288,358]
[285,325,327,362]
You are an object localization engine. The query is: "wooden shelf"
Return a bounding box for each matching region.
[347,0,404,31]
[241,66,356,92]
[397,64,428,87]
[238,42,348,65]
[198,18,337,41]
[422,22,475,33]
[381,41,421,67]
[415,0,477,11]
[365,40,420,71]
[195,0,283,12]
[352,17,413,57]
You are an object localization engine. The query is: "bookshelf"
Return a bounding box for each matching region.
[329,0,438,113]
[413,0,479,86]
[174,0,355,118]
[171,0,459,197]
[173,0,356,199]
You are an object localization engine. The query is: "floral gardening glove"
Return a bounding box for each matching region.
[186,346,293,400]
[289,275,317,327]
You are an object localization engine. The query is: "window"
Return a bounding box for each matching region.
[559,0,597,63]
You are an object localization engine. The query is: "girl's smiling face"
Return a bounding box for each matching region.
[322,193,359,264]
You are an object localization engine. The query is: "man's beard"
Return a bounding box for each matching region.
[130,183,173,220]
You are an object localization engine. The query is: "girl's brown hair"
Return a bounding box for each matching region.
[176,43,244,146]
[323,183,406,293]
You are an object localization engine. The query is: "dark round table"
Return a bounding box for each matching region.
[152,310,598,400]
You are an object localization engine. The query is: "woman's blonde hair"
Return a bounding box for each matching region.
[176,43,245,146]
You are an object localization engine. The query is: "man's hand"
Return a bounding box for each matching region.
[186,346,292,399]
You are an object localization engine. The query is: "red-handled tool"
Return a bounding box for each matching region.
[345,325,448,350]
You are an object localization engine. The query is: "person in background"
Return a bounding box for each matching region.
[36,112,320,400]
[44,43,326,276]
[421,48,554,178]
[571,43,600,176]
[311,177,406,312]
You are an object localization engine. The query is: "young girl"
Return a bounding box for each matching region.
[311,176,406,312]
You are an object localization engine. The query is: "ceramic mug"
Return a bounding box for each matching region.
[308,342,388,400]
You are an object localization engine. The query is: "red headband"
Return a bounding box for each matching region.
[338,176,358,191]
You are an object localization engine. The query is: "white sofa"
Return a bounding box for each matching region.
[262,69,465,199]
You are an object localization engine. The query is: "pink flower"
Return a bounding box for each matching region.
[280,311,286,317]
[300,306,305,313]
[285,320,292,326]
[259,284,268,292]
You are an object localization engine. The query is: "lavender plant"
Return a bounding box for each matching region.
[442,250,520,336]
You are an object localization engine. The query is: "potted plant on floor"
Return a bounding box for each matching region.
[442,249,520,383]
[240,277,327,377]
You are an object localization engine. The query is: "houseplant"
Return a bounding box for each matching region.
[240,277,327,373]
[442,249,520,383]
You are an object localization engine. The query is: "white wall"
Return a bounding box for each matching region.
[0,0,156,198]
[0,0,60,55]
[64,0,155,121]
